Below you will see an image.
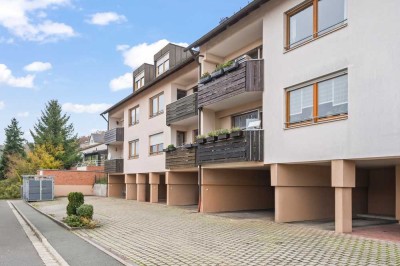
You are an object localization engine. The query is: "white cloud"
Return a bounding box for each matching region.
[0,0,75,42]
[17,111,30,117]
[0,101,4,110]
[0,64,35,88]
[109,40,188,91]
[62,103,112,114]
[118,39,188,69]
[109,72,131,91]
[24,61,52,72]
[87,12,126,26]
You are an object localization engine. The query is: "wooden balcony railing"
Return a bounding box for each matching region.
[196,130,263,165]
[166,93,198,125]
[104,128,124,145]
[165,146,197,169]
[198,59,264,108]
[105,159,124,173]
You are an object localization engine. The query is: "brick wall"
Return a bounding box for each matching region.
[39,169,106,186]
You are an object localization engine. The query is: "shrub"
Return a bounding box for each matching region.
[77,204,94,219]
[0,178,22,199]
[66,192,84,216]
[63,215,82,227]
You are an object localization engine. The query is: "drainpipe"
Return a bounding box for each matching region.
[198,107,202,212]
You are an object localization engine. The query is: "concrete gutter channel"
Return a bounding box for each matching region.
[11,200,136,266]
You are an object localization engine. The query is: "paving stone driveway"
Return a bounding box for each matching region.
[35,197,400,266]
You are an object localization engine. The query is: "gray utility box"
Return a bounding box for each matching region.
[22,175,54,202]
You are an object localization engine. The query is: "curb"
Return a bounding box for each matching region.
[9,201,69,266]
[26,201,136,266]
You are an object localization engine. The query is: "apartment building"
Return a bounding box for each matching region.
[102,43,199,204]
[103,0,400,233]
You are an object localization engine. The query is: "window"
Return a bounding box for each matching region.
[156,53,170,76]
[150,93,164,117]
[286,0,347,49]
[129,106,139,126]
[176,131,186,147]
[232,110,262,129]
[286,72,348,126]
[192,129,198,143]
[134,71,145,90]
[129,139,139,159]
[177,89,187,100]
[149,133,164,155]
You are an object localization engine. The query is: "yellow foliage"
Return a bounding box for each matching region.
[28,144,64,170]
[5,154,36,180]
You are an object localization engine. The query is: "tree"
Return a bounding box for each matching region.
[28,144,64,170]
[0,118,26,178]
[30,100,80,169]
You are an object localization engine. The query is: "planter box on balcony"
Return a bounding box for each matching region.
[183,143,194,149]
[196,138,207,144]
[199,75,211,84]
[223,61,239,73]
[230,130,243,138]
[210,69,224,79]
[217,133,230,140]
[206,136,218,142]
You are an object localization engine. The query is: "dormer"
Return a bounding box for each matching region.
[132,63,155,92]
[154,43,192,77]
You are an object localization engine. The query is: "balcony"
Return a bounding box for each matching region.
[166,93,198,126]
[197,130,263,165]
[104,128,124,145]
[165,146,197,169]
[105,159,124,174]
[198,59,264,111]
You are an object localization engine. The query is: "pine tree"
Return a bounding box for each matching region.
[30,100,80,169]
[0,118,26,178]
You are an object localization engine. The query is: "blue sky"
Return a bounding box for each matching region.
[0,0,250,143]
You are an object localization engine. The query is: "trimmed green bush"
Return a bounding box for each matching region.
[66,192,84,216]
[0,178,22,199]
[77,204,94,219]
[63,215,82,227]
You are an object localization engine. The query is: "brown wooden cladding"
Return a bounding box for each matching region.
[166,93,198,125]
[198,59,264,108]
[105,159,124,173]
[104,127,124,144]
[166,147,197,169]
[196,130,263,165]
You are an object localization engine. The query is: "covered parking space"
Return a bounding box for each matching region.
[272,159,400,234]
[199,164,274,214]
[108,174,125,198]
[166,171,199,206]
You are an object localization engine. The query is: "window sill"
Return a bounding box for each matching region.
[284,23,348,53]
[149,152,163,156]
[285,114,348,129]
[128,156,139,160]
[129,122,139,127]
[149,111,164,119]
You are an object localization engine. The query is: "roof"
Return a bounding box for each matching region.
[184,0,270,51]
[101,54,197,115]
[91,132,105,143]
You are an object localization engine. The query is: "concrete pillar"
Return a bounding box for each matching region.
[396,166,400,221]
[332,160,355,233]
[136,174,147,202]
[149,173,160,203]
[125,174,137,200]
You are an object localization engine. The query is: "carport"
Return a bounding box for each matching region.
[108,174,125,198]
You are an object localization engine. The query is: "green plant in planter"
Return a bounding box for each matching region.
[66,192,84,216]
[201,72,210,78]
[222,60,234,68]
[231,127,242,132]
[167,144,175,149]
[196,134,206,140]
[218,129,230,135]
[213,64,224,72]
[207,131,218,137]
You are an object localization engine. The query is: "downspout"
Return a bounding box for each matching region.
[100,112,109,197]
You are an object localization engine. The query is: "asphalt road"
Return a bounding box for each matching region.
[13,201,122,266]
[0,200,43,266]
